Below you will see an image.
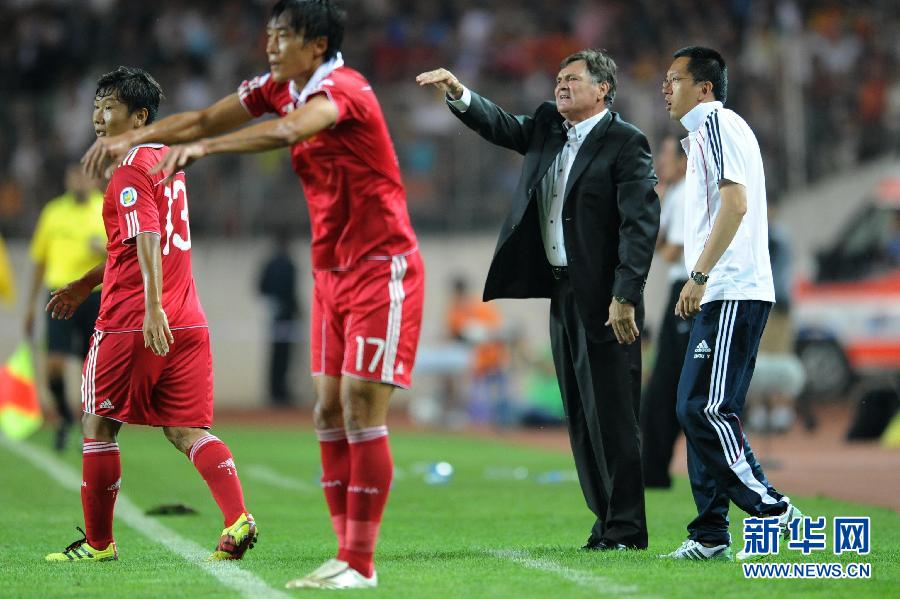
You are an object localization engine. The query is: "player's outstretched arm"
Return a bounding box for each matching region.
[45,263,105,321]
[82,94,253,179]
[135,232,174,356]
[149,95,338,178]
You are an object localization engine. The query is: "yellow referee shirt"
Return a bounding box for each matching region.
[0,233,15,306]
[29,191,106,290]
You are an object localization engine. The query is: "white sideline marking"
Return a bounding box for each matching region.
[243,464,316,492]
[0,437,288,599]
[489,549,651,596]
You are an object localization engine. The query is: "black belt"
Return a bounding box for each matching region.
[551,265,568,280]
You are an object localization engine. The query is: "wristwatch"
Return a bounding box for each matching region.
[613,296,631,305]
[690,271,709,285]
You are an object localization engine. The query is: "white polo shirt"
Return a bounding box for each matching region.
[679,101,775,304]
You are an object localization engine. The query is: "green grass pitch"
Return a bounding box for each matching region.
[2,426,897,597]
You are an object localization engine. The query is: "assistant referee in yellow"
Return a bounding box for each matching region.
[24,165,106,451]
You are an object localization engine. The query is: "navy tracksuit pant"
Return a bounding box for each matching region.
[676,299,788,545]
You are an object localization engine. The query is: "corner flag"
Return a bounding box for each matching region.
[0,342,43,440]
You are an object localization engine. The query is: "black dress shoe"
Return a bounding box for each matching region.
[581,536,627,551]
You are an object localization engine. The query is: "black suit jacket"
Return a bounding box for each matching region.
[451,92,660,342]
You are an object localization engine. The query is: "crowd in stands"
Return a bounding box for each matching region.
[2,0,899,238]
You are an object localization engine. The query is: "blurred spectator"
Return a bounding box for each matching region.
[845,382,899,441]
[23,164,106,451]
[257,230,302,408]
[3,1,900,238]
[518,346,565,428]
[746,193,806,434]
[640,134,691,489]
[445,275,512,426]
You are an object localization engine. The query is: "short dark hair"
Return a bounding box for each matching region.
[560,49,617,106]
[95,66,164,124]
[271,0,346,61]
[673,46,728,103]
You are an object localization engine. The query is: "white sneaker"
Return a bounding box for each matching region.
[777,500,803,537]
[736,499,804,561]
[285,559,378,590]
[660,539,732,561]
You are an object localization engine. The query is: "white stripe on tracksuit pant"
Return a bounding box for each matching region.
[675,299,788,546]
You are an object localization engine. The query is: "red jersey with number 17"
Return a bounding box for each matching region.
[238,65,418,271]
[94,143,207,333]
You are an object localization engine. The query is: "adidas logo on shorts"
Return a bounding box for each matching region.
[99,399,114,410]
[693,340,712,359]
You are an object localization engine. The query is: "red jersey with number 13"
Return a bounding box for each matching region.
[238,65,418,271]
[94,143,207,333]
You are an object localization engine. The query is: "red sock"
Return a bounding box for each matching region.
[81,438,121,549]
[345,426,393,578]
[189,434,247,526]
[318,427,350,557]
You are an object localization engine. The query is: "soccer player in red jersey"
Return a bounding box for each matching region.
[82,1,423,589]
[45,67,257,563]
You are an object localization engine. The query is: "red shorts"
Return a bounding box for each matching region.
[311,250,424,388]
[81,326,214,427]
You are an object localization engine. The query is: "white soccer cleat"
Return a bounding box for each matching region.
[660,539,732,561]
[285,559,378,590]
[285,558,344,589]
[777,499,803,537]
[737,499,804,561]
[306,558,346,580]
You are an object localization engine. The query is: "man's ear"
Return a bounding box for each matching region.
[598,81,610,103]
[132,107,149,128]
[310,35,329,59]
[699,81,714,101]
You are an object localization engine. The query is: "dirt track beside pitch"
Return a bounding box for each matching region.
[474,404,900,512]
[216,403,900,512]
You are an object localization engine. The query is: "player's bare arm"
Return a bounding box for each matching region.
[24,261,47,337]
[675,181,747,318]
[45,263,105,321]
[150,95,338,177]
[82,94,253,179]
[136,232,174,356]
[660,242,682,263]
[415,68,465,100]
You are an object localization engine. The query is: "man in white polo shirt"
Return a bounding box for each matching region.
[659,46,803,561]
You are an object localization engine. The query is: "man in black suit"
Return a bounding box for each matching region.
[417,49,659,550]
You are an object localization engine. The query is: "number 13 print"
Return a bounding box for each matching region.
[163,179,192,255]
